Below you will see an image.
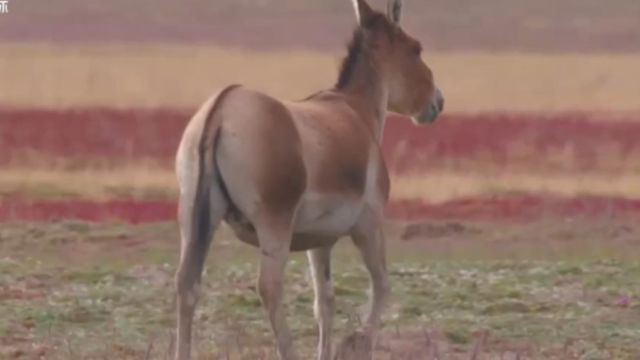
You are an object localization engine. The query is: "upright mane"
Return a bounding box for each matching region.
[335,13,394,90]
[335,29,365,90]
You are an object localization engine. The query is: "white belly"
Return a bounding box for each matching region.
[293,194,364,237]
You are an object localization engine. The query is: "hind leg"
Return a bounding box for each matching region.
[255,216,298,360]
[174,184,226,360]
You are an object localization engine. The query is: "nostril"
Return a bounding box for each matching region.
[437,96,445,112]
[433,87,445,113]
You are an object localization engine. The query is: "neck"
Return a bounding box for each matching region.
[334,42,388,142]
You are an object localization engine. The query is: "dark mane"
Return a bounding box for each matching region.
[335,14,394,90]
[335,29,365,90]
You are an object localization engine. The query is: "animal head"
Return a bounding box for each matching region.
[350,0,444,124]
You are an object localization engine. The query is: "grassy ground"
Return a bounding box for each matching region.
[1,44,640,112]
[1,219,640,359]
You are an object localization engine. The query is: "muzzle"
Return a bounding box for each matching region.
[415,87,445,124]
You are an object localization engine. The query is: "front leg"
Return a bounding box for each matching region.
[351,209,390,331]
[307,246,335,360]
[336,208,390,359]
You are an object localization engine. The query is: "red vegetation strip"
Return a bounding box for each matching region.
[0,108,189,164]
[1,197,640,224]
[383,112,640,172]
[0,199,176,224]
[1,109,640,169]
[3,108,640,222]
[386,196,640,222]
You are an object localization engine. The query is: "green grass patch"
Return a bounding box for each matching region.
[1,221,640,358]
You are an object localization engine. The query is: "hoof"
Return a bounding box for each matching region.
[334,330,373,360]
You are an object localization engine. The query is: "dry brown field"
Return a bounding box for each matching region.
[2,44,640,112]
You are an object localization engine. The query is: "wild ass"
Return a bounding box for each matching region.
[174,0,444,359]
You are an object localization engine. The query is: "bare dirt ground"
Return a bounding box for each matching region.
[1,218,640,359]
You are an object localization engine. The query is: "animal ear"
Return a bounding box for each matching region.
[387,0,402,24]
[351,0,375,26]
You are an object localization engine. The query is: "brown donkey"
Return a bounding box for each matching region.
[174,0,444,359]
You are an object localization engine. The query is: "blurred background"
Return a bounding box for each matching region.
[2,1,640,358]
[1,0,639,221]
